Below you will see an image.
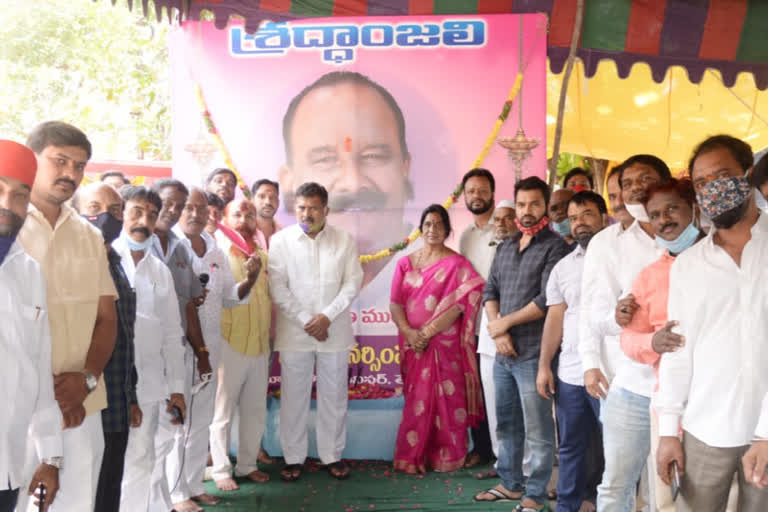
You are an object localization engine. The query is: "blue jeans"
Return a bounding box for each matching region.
[494,357,555,504]
[597,386,651,512]
[0,488,18,512]
[555,379,601,512]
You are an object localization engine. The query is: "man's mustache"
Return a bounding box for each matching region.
[660,222,678,233]
[130,226,150,237]
[54,177,77,189]
[328,188,388,212]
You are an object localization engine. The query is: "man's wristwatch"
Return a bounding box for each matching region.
[42,457,63,469]
[82,371,98,394]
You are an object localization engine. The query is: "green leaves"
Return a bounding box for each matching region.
[0,0,171,160]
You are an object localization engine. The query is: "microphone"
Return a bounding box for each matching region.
[199,273,209,288]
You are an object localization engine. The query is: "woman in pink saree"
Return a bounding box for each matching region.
[390,205,485,474]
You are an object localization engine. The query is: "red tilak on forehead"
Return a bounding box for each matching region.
[344,136,352,152]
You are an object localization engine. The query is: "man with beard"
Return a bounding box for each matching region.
[549,188,576,247]
[0,140,62,512]
[536,191,608,512]
[269,182,363,482]
[113,185,187,512]
[18,122,118,512]
[617,178,703,512]
[279,71,411,289]
[475,177,569,509]
[473,199,518,480]
[458,168,496,469]
[251,178,282,250]
[74,182,141,512]
[656,135,768,511]
[149,179,210,512]
[206,168,237,206]
[209,198,272,490]
[585,154,671,512]
[173,191,262,503]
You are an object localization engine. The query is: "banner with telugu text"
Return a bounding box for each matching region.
[169,14,547,398]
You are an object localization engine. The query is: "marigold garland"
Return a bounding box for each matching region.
[195,73,523,264]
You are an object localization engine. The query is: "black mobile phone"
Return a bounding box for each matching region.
[38,482,46,511]
[166,399,184,425]
[670,461,681,501]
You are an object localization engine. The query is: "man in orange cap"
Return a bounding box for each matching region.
[0,140,63,512]
[17,122,118,512]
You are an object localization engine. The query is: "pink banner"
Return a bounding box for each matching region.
[169,14,547,397]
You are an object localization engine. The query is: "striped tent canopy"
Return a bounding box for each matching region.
[121,0,768,89]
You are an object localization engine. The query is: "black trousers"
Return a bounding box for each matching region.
[0,488,18,512]
[94,430,129,512]
[469,350,495,461]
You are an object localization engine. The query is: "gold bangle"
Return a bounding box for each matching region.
[197,346,209,354]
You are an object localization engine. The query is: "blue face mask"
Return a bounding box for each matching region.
[124,234,153,252]
[656,222,700,255]
[552,218,571,237]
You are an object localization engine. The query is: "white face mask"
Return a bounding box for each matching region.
[755,187,768,212]
[624,202,649,223]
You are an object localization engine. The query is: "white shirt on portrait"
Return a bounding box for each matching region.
[268,223,363,353]
[656,212,768,447]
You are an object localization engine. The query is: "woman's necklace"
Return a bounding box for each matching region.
[414,247,447,269]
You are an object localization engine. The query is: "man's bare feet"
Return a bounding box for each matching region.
[215,477,239,491]
[172,499,202,512]
[519,497,548,510]
[245,470,270,483]
[258,449,275,465]
[192,493,221,505]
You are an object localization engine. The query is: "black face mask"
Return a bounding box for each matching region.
[84,212,123,244]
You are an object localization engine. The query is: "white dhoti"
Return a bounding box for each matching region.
[209,342,268,480]
[168,343,220,502]
[279,350,349,465]
[480,352,500,458]
[120,400,180,511]
[19,412,104,512]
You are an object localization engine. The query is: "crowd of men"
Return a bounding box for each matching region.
[1,120,768,512]
[0,121,362,512]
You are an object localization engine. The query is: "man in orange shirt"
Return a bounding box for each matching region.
[617,178,703,512]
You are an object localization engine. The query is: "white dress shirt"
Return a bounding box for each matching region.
[268,223,363,353]
[0,241,63,490]
[656,213,768,447]
[756,392,768,440]
[113,234,186,403]
[174,229,240,341]
[602,220,663,397]
[546,245,586,386]
[459,216,496,280]
[578,222,625,381]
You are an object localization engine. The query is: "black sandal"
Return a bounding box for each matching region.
[473,487,524,502]
[280,463,303,481]
[327,460,351,480]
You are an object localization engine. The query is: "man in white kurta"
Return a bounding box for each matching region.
[268,183,363,480]
[0,140,63,512]
[115,186,187,512]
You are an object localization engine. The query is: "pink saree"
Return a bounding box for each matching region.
[390,253,485,473]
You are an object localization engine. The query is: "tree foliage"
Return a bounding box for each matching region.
[0,0,171,160]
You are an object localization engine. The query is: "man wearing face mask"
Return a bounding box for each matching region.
[586,154,672,512]
[458,168,497,469]
[0,140,62,512]
[549,188,576,247]
[536,191,608,512]
[656,135,768,511]
[74,182,142,512]
[114,186,187,512]
[268,182,363,482]
[617,178,703,512]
